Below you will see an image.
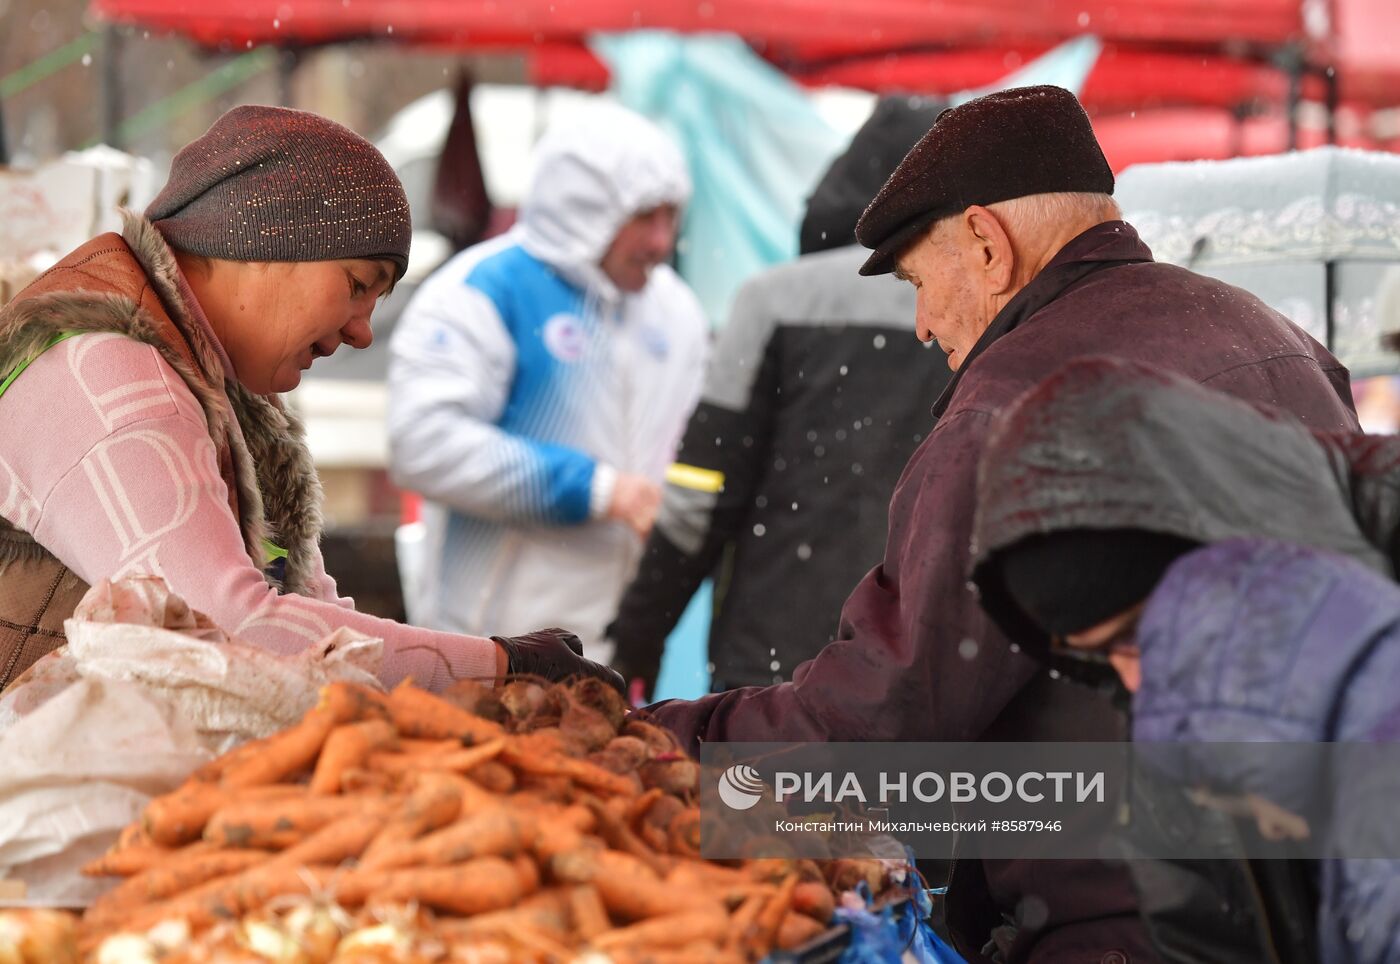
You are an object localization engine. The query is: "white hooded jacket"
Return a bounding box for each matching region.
[387,104,708,649]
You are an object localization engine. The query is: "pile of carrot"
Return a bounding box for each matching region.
[70,677,895,962]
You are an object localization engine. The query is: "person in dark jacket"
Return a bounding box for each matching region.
[969,356,1400,964]
[606,96,951,697]
[641,85,1359,963]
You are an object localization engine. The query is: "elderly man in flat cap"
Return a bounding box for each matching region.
[644,87,1358,962]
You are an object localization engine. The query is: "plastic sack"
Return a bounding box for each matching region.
[0,576,384,905]
[0,677,206,906]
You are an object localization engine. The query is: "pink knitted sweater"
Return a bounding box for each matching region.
[0,326,498,692]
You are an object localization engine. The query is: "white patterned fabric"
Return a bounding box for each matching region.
[1119,148,1400,266]
[1118,147,1400,378]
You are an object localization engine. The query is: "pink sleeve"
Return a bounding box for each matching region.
[0,333,497,692]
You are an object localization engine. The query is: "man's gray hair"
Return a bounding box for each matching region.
[987,191,1122,235]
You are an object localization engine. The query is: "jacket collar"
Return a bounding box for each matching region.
[930,220,1154,421]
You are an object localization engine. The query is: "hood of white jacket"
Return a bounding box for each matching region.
[516,102,691,302]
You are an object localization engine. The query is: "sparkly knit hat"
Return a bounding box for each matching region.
[855,86,1114,276]
[146,105,412,279]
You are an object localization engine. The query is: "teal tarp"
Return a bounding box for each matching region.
[592,33,1102,328]
[592,31,845,328]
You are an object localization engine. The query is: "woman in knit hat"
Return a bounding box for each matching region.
[969,355,1400,964]
[0,105,621,695]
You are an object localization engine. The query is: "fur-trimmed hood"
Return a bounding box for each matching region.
[0,212,324,597]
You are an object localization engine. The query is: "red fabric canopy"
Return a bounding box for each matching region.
[89,0,1399,120]
[90,0,1310,51]
[1093,107,1385,171]
[789,44,1331,113]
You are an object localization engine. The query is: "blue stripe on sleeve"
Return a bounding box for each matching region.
[520,438,596,524]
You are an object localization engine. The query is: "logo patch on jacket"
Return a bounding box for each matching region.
[542,313,588,362]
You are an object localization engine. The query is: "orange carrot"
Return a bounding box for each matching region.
[82,863,337,941]
[592,908,729,950]
[83,805,393,940]
[467,759,517,793]
[640,793,685,851]
[339,767,394,793]
[725,891,767,955]
[792,880,836,923]
[368,738,505,778]
[431,739,506,772]
[142,779,231,847]
[502,742,640,797]
[386,680,504,743]
[514,852,541,893]
[190,735,269,783]
[530,820,591,863]
[665,861,769,906]
[365,749,426,775]
[608,947,745,964]
[743,871,799,958]
[357,771,466,869]
[219,705,337,788]
[318,681,389,724]
[398,738,461,755]
[277,805,395,868]
[506,926,576,961]
[83,845,265,927]
[309,719,397,794]
[668,807,702,858]
[625,787,666,826]
[518,771,576,803]
[588,797,670,876]
[435,890,571,940]
[777,911,827,950]
[552,848,716,921]
[372,807,533,871]
[203,795,363,849]
[570,884,611,940]
[81,841,172,878]
[337,856,534,915]
[113,822,151,852]
[186,861,339,928]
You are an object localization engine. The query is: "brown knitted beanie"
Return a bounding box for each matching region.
[147,105,411,278]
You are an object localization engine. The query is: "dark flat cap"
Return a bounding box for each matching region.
[854,85,1114,276]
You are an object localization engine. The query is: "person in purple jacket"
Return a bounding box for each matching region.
[970,356,1400,964]
[642,86,1359,961]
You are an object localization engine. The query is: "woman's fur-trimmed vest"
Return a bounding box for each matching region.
[0,214,324,690]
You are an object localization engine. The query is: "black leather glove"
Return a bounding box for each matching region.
[603,620,663,707]
[490,627,625,694]
[607,648,662,707]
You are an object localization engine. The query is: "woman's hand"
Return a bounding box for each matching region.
[492,628,626,694]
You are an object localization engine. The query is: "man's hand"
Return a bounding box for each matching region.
[607,473,662,539]
[492,628,626,694]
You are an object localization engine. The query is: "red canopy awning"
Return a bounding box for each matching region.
[790,44,1330,113]
[89,0,1311,52]
[1093,107,1385,171]
[88,0,1400,118]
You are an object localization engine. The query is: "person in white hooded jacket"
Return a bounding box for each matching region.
[387,103,708,653]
